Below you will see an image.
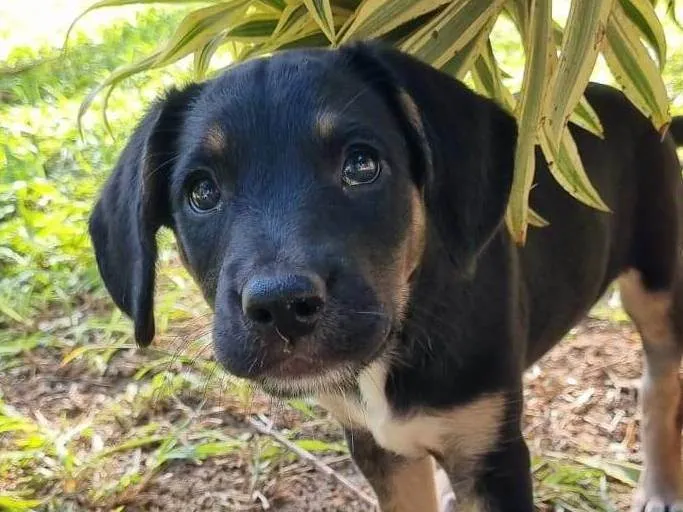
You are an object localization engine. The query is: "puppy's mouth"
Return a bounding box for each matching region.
[262,352,345,380]
[257,364,359,398]
[254,330,395,398]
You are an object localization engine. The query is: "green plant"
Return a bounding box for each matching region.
[69,0,682,242]
[0,8,190,325]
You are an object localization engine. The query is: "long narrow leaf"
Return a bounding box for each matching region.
[153,2,251,69]
[340,0,449,43]
[260,0,288,11]
[441,17,496,80]
[471,44,553,231]
[528,207,550,227]
[302,0,337,43]
[194,32,228,80]
[662,0,683,29]
[503,0,530,37]
[471,39,513,108]
[539,126,610,211]
[65,0,200,47]
[569,96,604,138]
[619,0,667,69]
[77,52,160,133]
[602,3,670,132]
[266,5,345,51]
[547,0,613,147]
[228,17,279,40]
[268,19,324,50]
[401,0,505,68]
[272,4,308,40]
[0,495,44,510]
[507,0,553,244]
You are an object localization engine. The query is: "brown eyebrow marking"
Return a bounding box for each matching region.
[203,123,227,154]
[314,109,337,139]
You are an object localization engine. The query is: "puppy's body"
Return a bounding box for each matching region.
[90,44,683,511]
[523,85,681,362]
[321,82,683,510]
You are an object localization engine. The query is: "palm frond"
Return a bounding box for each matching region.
[69,0,680,242]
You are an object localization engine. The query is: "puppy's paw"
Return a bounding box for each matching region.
[435,467,455,512]
[632,489,683,512]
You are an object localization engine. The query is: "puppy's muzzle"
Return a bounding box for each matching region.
[241,272,325,342]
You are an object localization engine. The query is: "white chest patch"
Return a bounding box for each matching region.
[317,361,505,460]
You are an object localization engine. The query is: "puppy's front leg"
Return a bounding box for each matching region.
[345,429,441,512]
[438,418,534,511]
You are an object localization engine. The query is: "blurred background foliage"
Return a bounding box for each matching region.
[1,3,194,325]
[0,1,682,510]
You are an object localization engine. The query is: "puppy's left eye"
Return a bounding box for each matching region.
[188,177,221,212]
[342,146,381,186]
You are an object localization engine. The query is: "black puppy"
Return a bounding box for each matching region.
[89,43,683,511]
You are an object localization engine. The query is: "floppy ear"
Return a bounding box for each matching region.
[342,43,517,273]
[89,84,203,346]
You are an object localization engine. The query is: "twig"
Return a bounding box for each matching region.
[247,416,377,509]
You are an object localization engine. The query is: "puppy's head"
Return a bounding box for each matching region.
[89,43,516,396]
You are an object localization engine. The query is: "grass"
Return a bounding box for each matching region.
[1,3,682,511]
[0,7,269,510]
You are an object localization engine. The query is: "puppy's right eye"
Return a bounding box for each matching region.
[188,177,221,212]
[342,145,381,187]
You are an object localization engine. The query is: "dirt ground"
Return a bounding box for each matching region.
[0,313,652,511]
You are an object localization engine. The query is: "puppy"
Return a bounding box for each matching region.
[89,43,683,511]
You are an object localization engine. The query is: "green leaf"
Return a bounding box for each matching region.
[265,5,323,50]
[471,38,515,109]
[0,300,30,325]
[65,0,203,48]
[569,96,605,138]
[0,335,40,356]
[506,0,553,244]
[286,399,318,418]
[295,438,348,453]
[192,440,241,459]
[547,0,613,147]
[340,0,449,43]
[77,52,160,134]
[272,4,309,40]
[61,341,130,366]
[442,17,497,81]
[260,0,287,10]
[619,0,667,69]
[153,2,251,69]
[539,126,610,212]
[528,208,549,227]
[574,455,641,487]
[503,0,530,37]
[0,494,43,511]
[228,17,279,40]
[662,0,683,30]
[303,0,337,43]
[400,0,505,69]
[602,2,671,132]
[193,32,228,80]
[88,435,168,463]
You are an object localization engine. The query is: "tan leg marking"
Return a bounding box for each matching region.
[619,270,683,511]
[379,456,440,512]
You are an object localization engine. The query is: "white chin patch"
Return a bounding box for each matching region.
[258,365,358,397]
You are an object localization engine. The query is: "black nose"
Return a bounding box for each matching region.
[241,273,325,340]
